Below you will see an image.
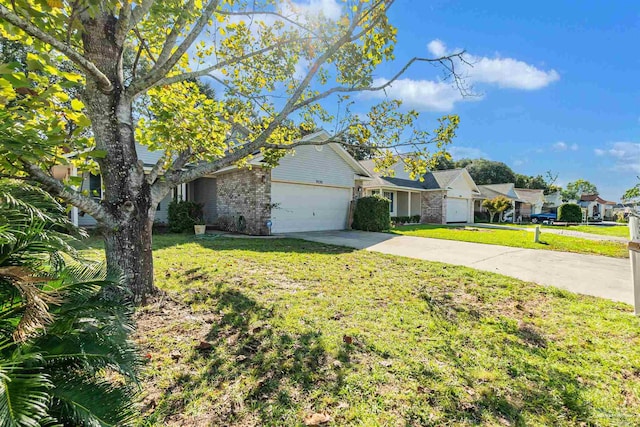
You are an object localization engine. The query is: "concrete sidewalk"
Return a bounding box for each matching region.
[287,230,633,305]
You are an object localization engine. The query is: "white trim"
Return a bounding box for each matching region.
[271,178,352,190]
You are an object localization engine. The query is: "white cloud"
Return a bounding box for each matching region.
[513,159,526,167]
[448,146,488,160]
[364,77,472,112]
[553,141,578,151]
[281,0,342,21]
[367,39,559,112]
[596,142,640,173]
[467,56,560,90]
[429,40,560,90]
[427,39,447,57]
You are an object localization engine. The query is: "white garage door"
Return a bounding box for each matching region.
[271,182,351,233]
[446,197,469,223]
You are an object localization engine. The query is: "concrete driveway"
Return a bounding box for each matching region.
[287,230,633,305]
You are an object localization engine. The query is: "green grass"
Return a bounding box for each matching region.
[493,222,630,238]
[79,235,640,426]
[393,224,628,258]
[562,224,630,238]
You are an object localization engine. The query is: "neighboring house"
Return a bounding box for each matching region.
[513,188,545,217]
[543,191,563,212]
[474,183,521,221]
[360,162,481,223]
[578,194,616,220]
[69,130,373,235]
[474,184,544,221]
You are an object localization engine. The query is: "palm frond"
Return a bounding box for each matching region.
[48,374,136,427]
[0,353,52,427]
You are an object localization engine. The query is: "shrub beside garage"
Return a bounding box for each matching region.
[352,195,391,232]
[558,203,582,223]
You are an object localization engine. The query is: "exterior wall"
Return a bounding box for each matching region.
[421,190,446,224]
[192,177,217,223]
[410,192,421,216]
[271,145,355,188]
[77,172,99,227]
[215,167,271,235]
[397,192,409,216]
[154,192,173,224]
[390,161,414,180]
[520,203,532,218]
[447,175,474,199]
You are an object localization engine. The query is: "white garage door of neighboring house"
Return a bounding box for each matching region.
[270,182,351,233]
[446,197,469,223]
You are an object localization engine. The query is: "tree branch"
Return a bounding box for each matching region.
[0,5,113,92]
[129,35,311,95]
[129,0,220,95]
[154,0,195,67]
[291,52,467,113]
[22,162,116,226]
[129,0,155,31]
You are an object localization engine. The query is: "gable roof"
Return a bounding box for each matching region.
[360,163,480,193]
[477,183,522,201]
[359,160,430,190]
[579,194,616,205]
[514,188,545,205]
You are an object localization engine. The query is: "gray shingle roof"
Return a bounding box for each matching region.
[359,160,467,191]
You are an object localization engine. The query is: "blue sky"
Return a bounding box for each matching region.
[355,0,640,201]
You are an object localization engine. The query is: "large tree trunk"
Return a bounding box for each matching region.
[80,13,158,303]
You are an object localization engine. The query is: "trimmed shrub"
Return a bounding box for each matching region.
[352,195,390,232]
[168,200,204,232]
[558,203,582,223]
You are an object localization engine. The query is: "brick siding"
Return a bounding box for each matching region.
[215,167,271,235]
[420,191,446,224]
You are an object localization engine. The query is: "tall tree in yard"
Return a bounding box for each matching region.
[0,0,465,303]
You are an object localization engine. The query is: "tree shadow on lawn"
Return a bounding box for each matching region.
[140,280,598,426]
[154,235,358,255]
[75,234,357,257]
[410,289,594,425]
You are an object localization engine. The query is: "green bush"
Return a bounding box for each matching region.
[352,195,391,232]
[0,179,139,426]
[168,199,204,232]
[558,203,582,223]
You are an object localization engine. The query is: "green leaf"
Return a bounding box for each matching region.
[87,149,107,159]
[70,99,84,111]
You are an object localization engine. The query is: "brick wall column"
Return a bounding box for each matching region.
[215,167,271,235]
[420,190,447,224]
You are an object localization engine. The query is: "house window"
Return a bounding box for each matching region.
[383,191,394,213]
[89,173,102,199]
[173,183,187,201]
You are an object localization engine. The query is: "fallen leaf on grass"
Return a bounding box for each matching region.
[342,335,353,344]
[195,341,212,350]
[304,413,331,425]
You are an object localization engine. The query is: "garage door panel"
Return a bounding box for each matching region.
[447,197,469,223]
[271,182,350,233]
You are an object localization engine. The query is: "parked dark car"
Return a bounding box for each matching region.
[530,213,557,224]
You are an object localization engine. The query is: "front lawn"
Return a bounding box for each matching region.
[393,224,628,258]
[81,235,639,426]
